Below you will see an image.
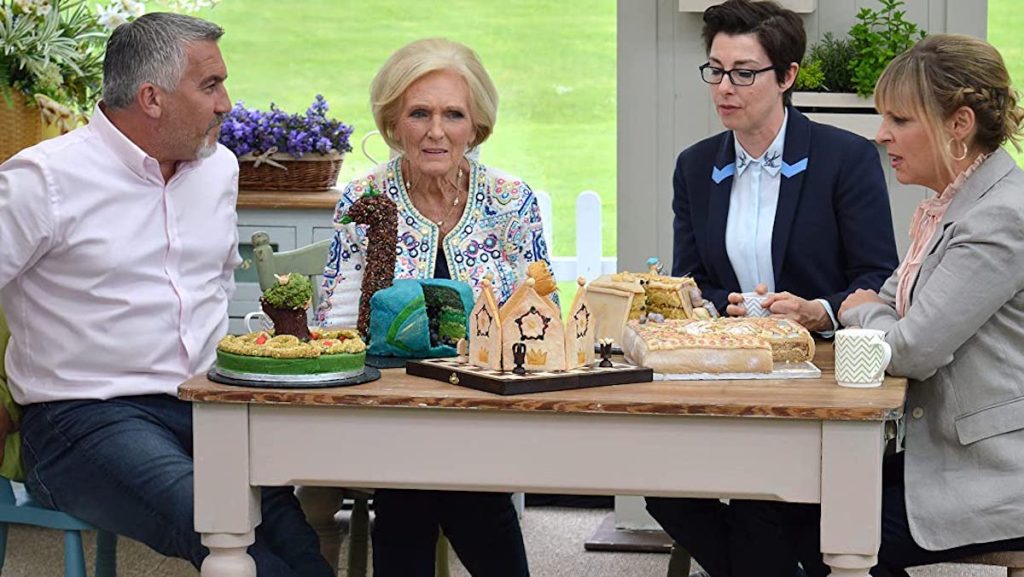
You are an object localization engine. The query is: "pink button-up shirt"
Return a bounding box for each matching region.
[0,105,241,404]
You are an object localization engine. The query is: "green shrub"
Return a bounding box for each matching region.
[795,58,825,91]
[848,0,925,96]
[812,32,857,93]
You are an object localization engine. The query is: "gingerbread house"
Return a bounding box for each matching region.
[468,277,595,373]
[587,271,708,347]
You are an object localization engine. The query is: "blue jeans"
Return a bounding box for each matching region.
[20,394,333,577]
[372,489,529,577]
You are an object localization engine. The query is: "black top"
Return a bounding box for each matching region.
[435,246,451,280]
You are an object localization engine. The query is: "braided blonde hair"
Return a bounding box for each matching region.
[875,34,1024,178]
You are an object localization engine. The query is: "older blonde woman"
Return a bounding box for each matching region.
[833,34,1024,576]
[318,38,541,577]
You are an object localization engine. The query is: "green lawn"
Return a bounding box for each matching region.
[197,0,1021,312]
[987,0,1024,166]
[197,0,617,258]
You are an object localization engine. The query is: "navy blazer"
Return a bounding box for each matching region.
[671,107,899,318]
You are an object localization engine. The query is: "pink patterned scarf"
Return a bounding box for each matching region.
[895,153,988,317]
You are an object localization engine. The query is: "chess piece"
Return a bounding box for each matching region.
[598,338,614,368]
[511,342,527,375]
[455,338,469,364]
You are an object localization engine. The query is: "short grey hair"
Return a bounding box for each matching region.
[102,13,224,110]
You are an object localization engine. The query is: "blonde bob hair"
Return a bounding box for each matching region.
[370,38,499,153]
[875,34,1024,178]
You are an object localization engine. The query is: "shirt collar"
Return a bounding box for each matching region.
[734,108,788,178]
[88,102,166,184]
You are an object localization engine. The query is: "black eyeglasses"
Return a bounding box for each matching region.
[699,63,776,86]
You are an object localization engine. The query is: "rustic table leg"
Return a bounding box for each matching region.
[193,403,261,577]
[820,421,885,577]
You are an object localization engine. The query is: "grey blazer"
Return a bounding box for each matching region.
[840,149,1024,551]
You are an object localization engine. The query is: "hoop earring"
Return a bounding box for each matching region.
[948,138,968,161]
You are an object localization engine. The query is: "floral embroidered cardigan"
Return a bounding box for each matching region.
[317,156,553,328]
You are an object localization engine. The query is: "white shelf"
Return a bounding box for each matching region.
[793,92,880,141]
[792,92,875,109]
[679,0,815,13]
[804,112,882,142]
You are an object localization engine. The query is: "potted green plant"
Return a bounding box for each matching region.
[0,0,218,162]
[792,0,925,139]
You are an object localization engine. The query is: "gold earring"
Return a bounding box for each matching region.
[948,138,968,161]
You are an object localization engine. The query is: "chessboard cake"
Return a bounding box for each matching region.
[622,317,814,374]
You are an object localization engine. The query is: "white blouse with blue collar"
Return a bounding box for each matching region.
[725,109,788,294]
[724,110,837,332]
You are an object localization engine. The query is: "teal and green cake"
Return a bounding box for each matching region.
[216,329,367,383]
[367,278,474,359]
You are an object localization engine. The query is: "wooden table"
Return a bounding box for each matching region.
[180,343,906,577]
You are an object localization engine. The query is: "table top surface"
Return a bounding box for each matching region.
[236,189,340,210]
[180,343,906,421]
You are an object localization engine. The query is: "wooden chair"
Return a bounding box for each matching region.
[251,231,452,577]
[0,305,118,577]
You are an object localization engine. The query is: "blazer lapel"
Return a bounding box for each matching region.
[913,149,1017,301]
[771,107,810,283]
[708,132,740,290]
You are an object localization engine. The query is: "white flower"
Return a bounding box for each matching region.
[118,0,145,18]
[14,0,51,17]
[95,3,130,29]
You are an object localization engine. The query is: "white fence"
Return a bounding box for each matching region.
[533,190,618,282]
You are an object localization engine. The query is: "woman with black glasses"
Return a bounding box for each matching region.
[646,1,899,576]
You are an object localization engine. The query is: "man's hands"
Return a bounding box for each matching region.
[726,284,833,332]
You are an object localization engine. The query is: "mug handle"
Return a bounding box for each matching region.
[244,311,271,333]
[874,340,892,383]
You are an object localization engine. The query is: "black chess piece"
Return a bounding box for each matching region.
[511,342,527,375]
[598,340,613,368]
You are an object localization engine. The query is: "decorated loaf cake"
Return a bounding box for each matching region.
[622,317,814,374]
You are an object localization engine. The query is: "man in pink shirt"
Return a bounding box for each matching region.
[0,13,332,576]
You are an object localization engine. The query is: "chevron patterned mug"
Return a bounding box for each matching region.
[834,328,892,388]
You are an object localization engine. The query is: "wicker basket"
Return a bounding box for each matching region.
[0,91,44,164]
[237,152,344,191]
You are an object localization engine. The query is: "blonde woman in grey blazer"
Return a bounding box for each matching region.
[836,34,1024,577]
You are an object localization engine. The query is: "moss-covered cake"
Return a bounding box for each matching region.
[216,273,368,382]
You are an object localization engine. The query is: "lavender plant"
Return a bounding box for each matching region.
[218,95,354,159]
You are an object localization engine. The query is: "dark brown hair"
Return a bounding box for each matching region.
[702,0,805,105]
